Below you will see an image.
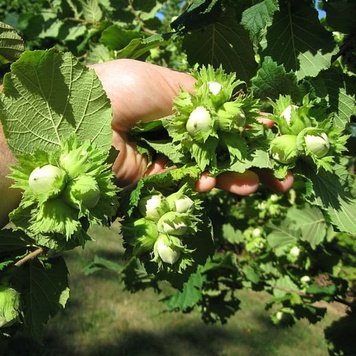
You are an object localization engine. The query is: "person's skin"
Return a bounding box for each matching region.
[88,59,293,192]
[0,59,294,228]
[0,124,22,228]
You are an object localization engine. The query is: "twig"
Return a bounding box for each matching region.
[66,17,98,25]
[14,247,44,267]
[127,0,157,36]
[271,285,311,297]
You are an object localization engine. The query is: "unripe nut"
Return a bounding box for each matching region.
[29,164,66,194]
[157,212,189,236]
[155,236,181,265]
[208,81,222,95]
[174,195,194,213]
[290,246,300,257]
[304,132,330,158]
[64,175,100,209]
[281,105,298,124]
[270,135,298,164]
[139,194,168,218]
[186,106,212,136]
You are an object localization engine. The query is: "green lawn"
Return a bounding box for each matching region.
[7,225,342,356]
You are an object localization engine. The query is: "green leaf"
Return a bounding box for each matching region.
[262,1,337,80]
[11,256,69,340]
[324,0,356,34]
[115,35,167,60]
[287,205,327,249]
[241,0,279,42]
[0,22,24,64]
[0,229,30,255]
[38,18,63,39]
[306,283,337,298]
[80,0,103,22]
[310,68,356,129]
[83,255,122,275]
[273,275,300,298]
[171,0,222,32]
[140,139,185,164]
[163,271,206,311]
[182,9,257,82]
[100,25,142,51]
[267,222,299,256]
[303,168,356,234]
[251,56,300,100]
[61,21,87,42]
[221,223,244,244]
[0,49,113,154]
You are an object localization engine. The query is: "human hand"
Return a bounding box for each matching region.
[89,59,294,195]
[0,59,293,228]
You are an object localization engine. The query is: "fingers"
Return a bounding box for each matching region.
[257,114,274,128]
[194,172,217,192]
[144,155,169,176]
[254,168,294,193]
[214,169,294,196]
[215,171,260,196]
[143,159,294,196]
[111,131,148,186]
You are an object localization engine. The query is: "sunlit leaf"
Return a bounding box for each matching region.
[0,49,112,154]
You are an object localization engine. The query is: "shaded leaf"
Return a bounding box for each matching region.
[182,10,257,82]
[287,205,327,249]
[324,0,356,34]
[0,229,30,255]
[310,68,356,129]
[163,271,206,311]
[262,1,337,80]
[115,35,168,60]
[267,222,299,256]
[11,257,69,339]
[171,0,222,32]
[100,25,142,51]
[0,22,24,64]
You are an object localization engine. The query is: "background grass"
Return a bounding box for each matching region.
[7,224,344,356]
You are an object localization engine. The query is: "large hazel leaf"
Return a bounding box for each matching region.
[182,10,257,82]
[11,256,69,340]
[287,205,328,249]
[262,0,337,80]
[266,221,299,256]
[0,22,24,64]
[0,49,113,154]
